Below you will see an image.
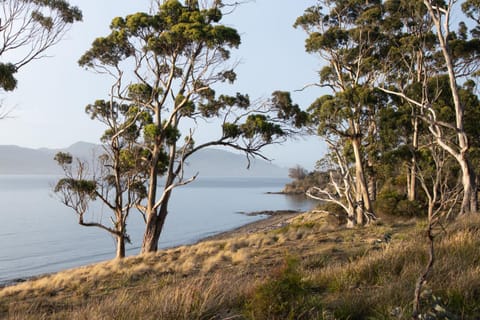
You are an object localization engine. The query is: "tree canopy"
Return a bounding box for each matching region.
[68,0,307,254]
[0,0,82,92]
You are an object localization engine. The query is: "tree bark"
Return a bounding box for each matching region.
[116,235,126,259]
[367,167,377,202]
[351,136,373,225]
[141,200,170,253]
[408,114,419,201]
[141,142,175,254]
[459,155,477,215]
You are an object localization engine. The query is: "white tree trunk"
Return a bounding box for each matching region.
[352,137,373,225]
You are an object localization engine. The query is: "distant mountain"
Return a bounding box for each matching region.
[0,145,60,174]
[0,142,287,177]
[184,148,287,177]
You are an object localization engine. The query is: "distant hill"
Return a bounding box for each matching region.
[0,142,287,177]
[184,148,287,177]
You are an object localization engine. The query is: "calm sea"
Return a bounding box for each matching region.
[0,175,314,285]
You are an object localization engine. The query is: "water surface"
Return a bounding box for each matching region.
[0,175,315,285]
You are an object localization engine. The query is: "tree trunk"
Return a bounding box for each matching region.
[408,162,417,201]
[459,156,477,215]
[368,169,377,201]
[141,194,171,253]
[424,1,478,214]
[408,114,419,201]
[351,137,373,225]
[116,235,126,259]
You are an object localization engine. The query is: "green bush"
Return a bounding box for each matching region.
[317,202,346,224]
[374,189,425,217]
[244,256,317,320]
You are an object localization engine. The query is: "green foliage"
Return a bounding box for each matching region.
[156,149,169,176]
[54,152,73,165]
[164,124,181,145]
[144,124,161,142]
[31,10,54,30]
[78,30,133,67]
[0,1,81,92]
[28,0,82,24]
[283,169,330,195]
[375,187,425,217]
[271,91,309,128]
[128,83,155,102]
[75,0,302,254]
[220,69,236,83]
[54,178,97,198]
[240,115,284,143]
[0,63,17,91]
[222,122,240,139]
[80,0,239,68]
[244,257,312,320]
[85,100,148,144]
[197,92,250,118]
[318,202,347,221]
[119,149,141,171]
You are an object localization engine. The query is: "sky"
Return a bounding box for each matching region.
[0,0,327,170]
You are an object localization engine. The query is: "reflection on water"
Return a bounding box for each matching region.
[283,193,317,208]
[0,175,314,284]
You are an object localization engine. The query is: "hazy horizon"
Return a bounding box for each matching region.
[0,0,327,170]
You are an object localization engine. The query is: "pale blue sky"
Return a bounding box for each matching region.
[1,0,327,169]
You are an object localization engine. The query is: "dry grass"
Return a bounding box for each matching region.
[1,212,479,319]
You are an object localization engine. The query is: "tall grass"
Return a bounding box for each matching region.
[1,212,479,319]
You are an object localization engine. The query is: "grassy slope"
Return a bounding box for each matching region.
[1,212,479,319]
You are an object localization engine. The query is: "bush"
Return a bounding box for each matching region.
[317,202,347,224]
[375,189,425,217]
[244,256,317,320]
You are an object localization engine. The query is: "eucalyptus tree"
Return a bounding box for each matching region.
[54,99,149,259]
[295,0,387,226]
[0,0,82,94]
[79,0,305,253]
[378,0,437,201]
[379,0,480,215]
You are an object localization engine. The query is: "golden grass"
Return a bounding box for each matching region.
[1,212,479,319]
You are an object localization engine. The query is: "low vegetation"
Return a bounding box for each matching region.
[283,165,329,195]
[1,211,479,319]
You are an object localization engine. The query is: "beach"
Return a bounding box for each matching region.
[201,210,302,241]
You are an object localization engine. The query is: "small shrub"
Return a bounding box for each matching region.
[244,256,314,320]
[375,189,425,217]
[317,202,346,224]
[396,199,424,217]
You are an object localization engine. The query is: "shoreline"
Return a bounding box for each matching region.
[1,209,304,289]
[201,209,302,242]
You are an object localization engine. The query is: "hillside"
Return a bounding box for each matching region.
[0,142,287,177]
[1,212,478,319]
